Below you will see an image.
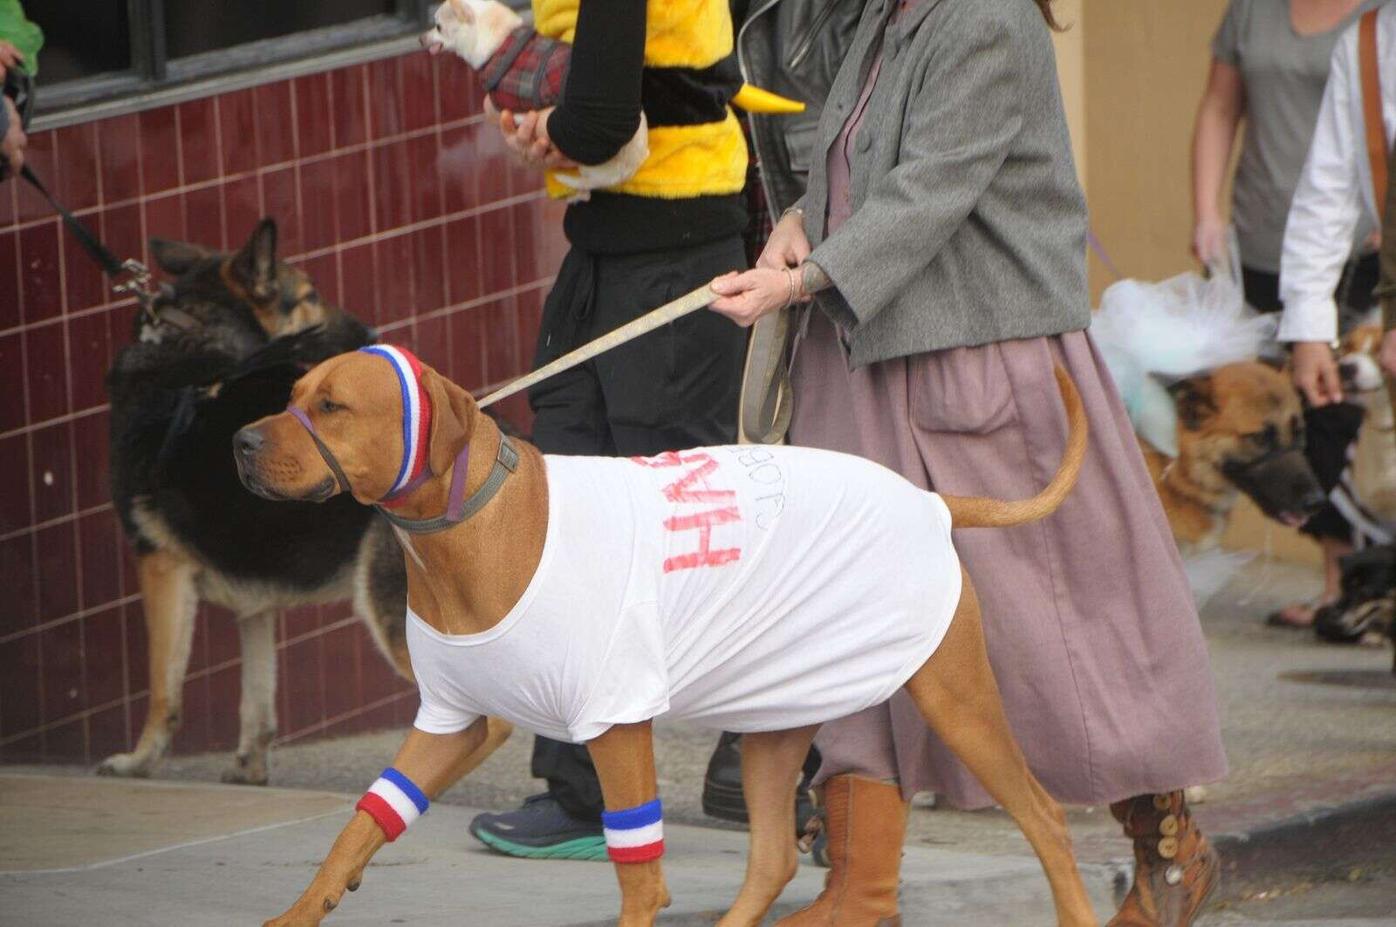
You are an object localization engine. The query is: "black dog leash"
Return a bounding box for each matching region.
[19,165,161,320]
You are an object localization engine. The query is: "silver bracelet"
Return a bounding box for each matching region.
[784,267,798,308]
[780,205,805,222]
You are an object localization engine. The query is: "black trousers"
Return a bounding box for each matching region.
[1241,255,1375,542]
[527,236,747,821]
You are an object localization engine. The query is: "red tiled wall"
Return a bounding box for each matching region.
[0,52,569,764]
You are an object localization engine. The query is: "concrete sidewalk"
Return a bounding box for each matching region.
[3,561,1394,925]
[0,774,1119,926]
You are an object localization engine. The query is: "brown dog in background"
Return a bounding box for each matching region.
[234,350,1099,927]
[1140,361,1326,554]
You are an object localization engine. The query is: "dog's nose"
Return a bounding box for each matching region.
[1338,360,1358,383]
[234,427,264,457]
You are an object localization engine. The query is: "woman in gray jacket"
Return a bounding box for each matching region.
[710,1,1227,924]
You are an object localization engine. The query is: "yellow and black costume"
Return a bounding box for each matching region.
[488,0,753,833]
[537,0,750,252]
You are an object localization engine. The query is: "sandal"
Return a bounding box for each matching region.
[1266,601,1321,628]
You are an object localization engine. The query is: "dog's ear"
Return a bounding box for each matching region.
[149,238,212,276]
[420,364,478,475]
[449,0,474,23]
[1168,375,1217,430]
[229,218,279,302]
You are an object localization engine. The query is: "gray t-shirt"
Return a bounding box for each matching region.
[1213,0,1383,272]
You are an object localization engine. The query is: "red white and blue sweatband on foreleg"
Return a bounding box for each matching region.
[358,345,432,494]
[601,798,664,863]
[356,767,430,841]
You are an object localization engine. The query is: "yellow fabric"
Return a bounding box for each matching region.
[534,0,748,200]
[546,113,748,200]
[532,0,732,68]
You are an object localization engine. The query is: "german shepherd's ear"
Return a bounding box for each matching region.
[1168,375,1217,430]
[150,238,212,276]
[420,364,478,475]
[229,218,279,302]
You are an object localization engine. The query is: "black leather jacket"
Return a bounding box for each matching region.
[734,0,866,220]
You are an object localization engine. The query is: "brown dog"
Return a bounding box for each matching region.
[1140,361,1326,554]
[235,350,1098,927]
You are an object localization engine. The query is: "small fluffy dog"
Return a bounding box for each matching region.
[420,0,648,194]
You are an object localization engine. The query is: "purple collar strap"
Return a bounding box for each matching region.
[285,404,519,534]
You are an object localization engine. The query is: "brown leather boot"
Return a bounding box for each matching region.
[776,775,907,927]
[1107,791,1220,926]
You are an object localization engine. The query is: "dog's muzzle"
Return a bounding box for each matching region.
[1221,444,1326,527]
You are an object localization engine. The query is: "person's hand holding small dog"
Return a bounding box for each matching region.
[485,99,578,172]
[1291,340,1343,406]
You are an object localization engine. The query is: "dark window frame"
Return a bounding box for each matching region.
[34,0,435,127]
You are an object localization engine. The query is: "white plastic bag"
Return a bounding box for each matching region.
[1090,232,1278,457]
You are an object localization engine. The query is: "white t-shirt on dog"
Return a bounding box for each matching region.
[408,444,961,743]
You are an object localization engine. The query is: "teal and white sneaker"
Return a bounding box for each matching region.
[468,793,608,861]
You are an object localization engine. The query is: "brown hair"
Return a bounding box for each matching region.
[1034,0,1063,30]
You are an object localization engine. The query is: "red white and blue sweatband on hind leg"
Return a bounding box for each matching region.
[357,345,433,495]
[356,767,430,841]
[602,798,664,863]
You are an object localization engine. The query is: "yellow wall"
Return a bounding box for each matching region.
[1079,0,1229,304]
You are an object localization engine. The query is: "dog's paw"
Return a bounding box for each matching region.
[96,751,155,778]
[221,765,270,786]
[263,896,337,926]
[221,753,270,786]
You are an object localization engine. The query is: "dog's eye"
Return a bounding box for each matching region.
[304,289,320,304]
[318,398,342,414]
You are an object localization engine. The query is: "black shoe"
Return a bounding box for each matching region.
[701,732,747,823]
[468,793,607,861]
[702,734,821,842]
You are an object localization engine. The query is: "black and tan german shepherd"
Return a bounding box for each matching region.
[100,219,408,785]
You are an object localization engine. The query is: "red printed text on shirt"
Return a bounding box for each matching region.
[632,450,743,572]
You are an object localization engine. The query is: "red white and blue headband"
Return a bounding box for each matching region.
[358,345,434,496]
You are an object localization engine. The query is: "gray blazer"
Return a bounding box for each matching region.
[801,0,1090,368]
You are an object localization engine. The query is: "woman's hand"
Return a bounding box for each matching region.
[1192,213,1228,267]
[709,267,801,327]
[486,100,579,172]
[1291,341,1343,406]
[1380,330,1396,379]
[757,211,811,270]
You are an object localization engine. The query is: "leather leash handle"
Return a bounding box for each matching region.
[1360,10,1388,217]
[478,284,718,408]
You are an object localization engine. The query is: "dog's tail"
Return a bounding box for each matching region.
[940,366,1087,529]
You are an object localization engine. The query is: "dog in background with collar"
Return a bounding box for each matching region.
[98,219,440,787]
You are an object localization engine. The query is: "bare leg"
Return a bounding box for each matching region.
[263,718,507,926]
[718,726,819,927]
[223,610,279,785]
[587,721,672,927]
[98,549,199,777]
[903,571,1097,927]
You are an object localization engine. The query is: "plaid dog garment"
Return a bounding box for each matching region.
[480,26,570,113]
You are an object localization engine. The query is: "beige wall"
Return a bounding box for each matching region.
[1052,1,1320,564]
[1079,0,1229,303]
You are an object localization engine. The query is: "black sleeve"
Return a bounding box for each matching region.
[547,0,647,166]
